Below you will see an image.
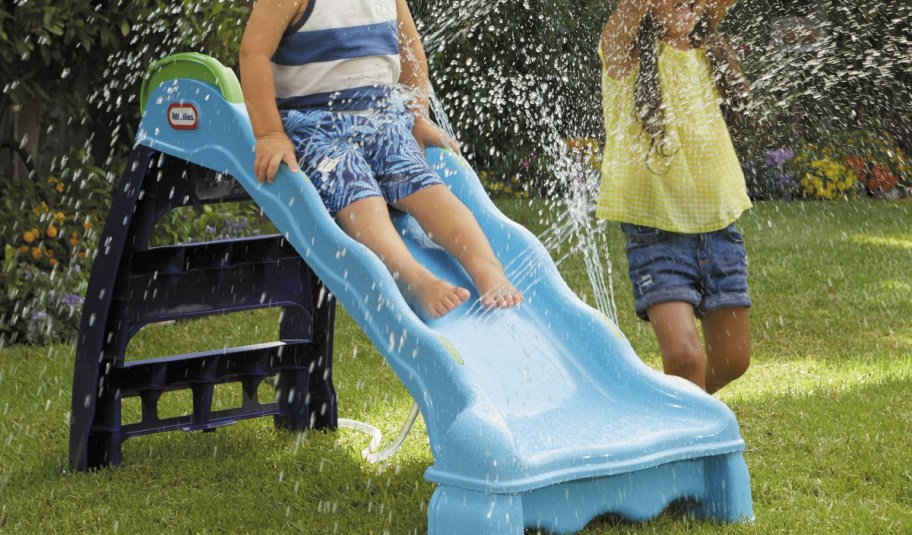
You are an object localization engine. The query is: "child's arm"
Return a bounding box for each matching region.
[239,0,306,183]
[396,0,459,152]
[599,0,651,80]
[706,0,737,29]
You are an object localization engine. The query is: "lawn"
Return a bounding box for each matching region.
[1,199,910,534]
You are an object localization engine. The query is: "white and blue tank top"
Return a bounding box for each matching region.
[272,0,401,111]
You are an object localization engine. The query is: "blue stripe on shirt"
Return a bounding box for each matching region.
[273,20,399,66]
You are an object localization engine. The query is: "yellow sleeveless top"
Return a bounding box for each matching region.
[596,44,752,233]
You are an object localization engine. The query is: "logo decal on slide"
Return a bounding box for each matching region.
[167,102,199,130]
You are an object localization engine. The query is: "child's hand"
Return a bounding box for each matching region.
[412,116,460,154]
[254,132,299,183]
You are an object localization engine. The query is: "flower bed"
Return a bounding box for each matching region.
[746,130,911,200]
[1,148,107,346]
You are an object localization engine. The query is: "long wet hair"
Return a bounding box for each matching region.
[635,13,752,172]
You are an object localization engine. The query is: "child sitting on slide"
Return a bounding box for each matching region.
[239,0,521,319]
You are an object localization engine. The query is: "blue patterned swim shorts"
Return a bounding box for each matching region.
[281,99,443,214]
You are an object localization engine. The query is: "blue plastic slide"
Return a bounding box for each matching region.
[137,53,753,533]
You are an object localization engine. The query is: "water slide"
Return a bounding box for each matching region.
[138,54,753,533]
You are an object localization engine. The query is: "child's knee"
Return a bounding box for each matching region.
[712,351,750,382]
[662,341,706,376]
[730,353,750,379]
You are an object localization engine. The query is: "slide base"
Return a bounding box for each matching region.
[428,452,753,534]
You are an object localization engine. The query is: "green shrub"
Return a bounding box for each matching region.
[0,147,108,346]
[1,0,248,126]
[1,1,251,346]
[150,202,275,248]
[413,0,607,197]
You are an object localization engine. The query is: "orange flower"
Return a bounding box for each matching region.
[844,156,866,172]
[868,165,898,192]
[55,183,64,193]
[23,230,36,243]
[31,247,42,260]
[49,258,59,267]
[18,245,29,253]
[82,220,92,231]
[54,211,66,222]
[47,225,58,238]
[69,237,79,247]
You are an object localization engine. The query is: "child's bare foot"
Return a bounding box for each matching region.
[474,269,523,310]
[404,272,471,319]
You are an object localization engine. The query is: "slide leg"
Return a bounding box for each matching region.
[689,452,754,523]
[428,486,524,535]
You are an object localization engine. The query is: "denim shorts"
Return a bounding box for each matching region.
[281,99,443,214]
[621,223,751,321]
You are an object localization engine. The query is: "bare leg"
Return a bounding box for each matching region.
[701,308,750,394]
[336,196,470,318]
[647,302,707,390]
[394,184,522,309]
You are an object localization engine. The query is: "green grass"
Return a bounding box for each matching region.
[1,200,911,534]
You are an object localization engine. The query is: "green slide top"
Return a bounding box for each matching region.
[140,52,243,114]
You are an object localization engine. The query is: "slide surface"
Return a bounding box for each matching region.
[136,57,751,530]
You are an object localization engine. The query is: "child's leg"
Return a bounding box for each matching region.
[336,196,470,319]
[393,184,522,309]
[700,307,750,394]
[647,302,707,390]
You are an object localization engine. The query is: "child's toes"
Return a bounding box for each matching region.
[455,287,471,302]
[481,292,500,309]
[511,288,524,305]
[441,294,461,313]
[503,290,522,308]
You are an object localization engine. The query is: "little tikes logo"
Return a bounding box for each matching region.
[168,102,199,130]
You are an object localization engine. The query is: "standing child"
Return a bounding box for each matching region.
[239,0,522,319]
[598,0,753,393]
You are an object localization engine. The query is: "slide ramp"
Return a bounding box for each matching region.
[137,54,753,533]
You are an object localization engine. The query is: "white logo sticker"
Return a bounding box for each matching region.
[167,103,199,130]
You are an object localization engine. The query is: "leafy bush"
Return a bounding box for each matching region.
[413,0,607,197]
[728,1,912,156]
[150,203,274,248]
[1,0,249,139]
[0,147,108,346]
[1,251,87,346]
[1,1,251,346]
